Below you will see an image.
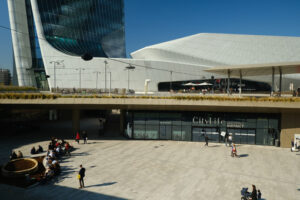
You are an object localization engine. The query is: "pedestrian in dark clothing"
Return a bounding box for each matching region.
[82,131,88,144]
[205,135,209,146]
[224,132,229,146]
[251,185,257,200]
[257,189,262,199]
[17,150,23,158]
[10,151,17,160]
[75,132,80,144]
[31,147,36,154]
[78,164,85,188]
[38,145,43,153]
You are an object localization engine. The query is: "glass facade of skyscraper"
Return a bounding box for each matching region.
[36,0,126,58]
[25,0,49,90]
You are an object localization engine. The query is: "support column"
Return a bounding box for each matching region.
[279,67,282,97]
[120,110,125,136]
[271,67,275,96]
[72,109,80,135]
[239,70,242,97]
[227,70,231,95]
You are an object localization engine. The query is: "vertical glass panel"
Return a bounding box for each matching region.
[246,118,256,128]
[192,127,205,142]
[181,126,191,141]
[145,125,159,139]
[159,125,172,140]
[257,118,268,128]
[133,124,145,139]
[146,113,159,124]
[207,128,219,142]
[248,129,256,144]
[172,125,182,141]
[256,129,268,145]
[269,119,278,129]
[134,112,146,124]
[240,129,248,144]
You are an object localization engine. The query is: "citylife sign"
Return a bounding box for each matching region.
[192,116,245,128]
[192,116,224,125]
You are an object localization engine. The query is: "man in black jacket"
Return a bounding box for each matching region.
[79,164,86,188]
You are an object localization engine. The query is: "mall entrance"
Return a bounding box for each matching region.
[125,111,280,146]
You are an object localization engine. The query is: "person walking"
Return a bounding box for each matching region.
[78,164,85,188]
[75,132,80,144]
[204,134,209,146]
[251,185,257,200]
[224,132,229,146]
[231,143,239,157]
[228,133,233,147]
[257,189,262,200]
[82,131,88,144]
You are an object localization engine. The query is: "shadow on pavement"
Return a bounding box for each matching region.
[1,183,128,200]
[208,145,221,147]
[84,182,117,188]
[239,154,249,158]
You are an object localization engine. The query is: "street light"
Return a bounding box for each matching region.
[125,65,135,92]
[75,68,85,90]
[94,71,101,90]
[49,60,64,92]
[170,70,173,92]
[108,71,112,95]
[104,60,108,93]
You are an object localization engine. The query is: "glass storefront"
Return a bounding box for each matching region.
[125,111,281,146]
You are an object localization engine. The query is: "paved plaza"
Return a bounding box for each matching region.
[0,119,299,200]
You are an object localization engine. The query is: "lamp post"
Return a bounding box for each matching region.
[49,60,64,92]
[170,70,173,92]
[108,71,112,95]
[94,71,101,90]
[75,68,85,90]
[104,60,108,93]
[125,65,135,92]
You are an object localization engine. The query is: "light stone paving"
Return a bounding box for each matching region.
[1,138,300,200]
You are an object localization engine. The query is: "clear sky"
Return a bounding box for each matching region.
[1,0,300,72]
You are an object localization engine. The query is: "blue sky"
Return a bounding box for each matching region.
[1,0,300,72]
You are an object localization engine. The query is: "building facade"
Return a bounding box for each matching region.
[8,0,125,90]
[0,69,12,85]
[8,1,300,92]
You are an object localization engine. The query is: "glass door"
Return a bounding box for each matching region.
[159,125,172,140]
[248,129,255,144]
[192,127,205,142]
[206,128,219,142]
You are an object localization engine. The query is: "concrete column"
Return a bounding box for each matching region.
[120,110,125,135]
[279,67,282,96]
[239,70,242,97]
[72,109,80,135]
[271,67,275,96]
[280,112,300,147]
[227,70,231,95]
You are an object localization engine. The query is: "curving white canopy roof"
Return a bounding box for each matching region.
[131,33,300,67]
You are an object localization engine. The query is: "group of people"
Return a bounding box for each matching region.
[10,150,23,160]
[40,150,61,184]
[203,131,239,157]
[75,130,88,144]
[30,145,44,155]
[39,137,73,184]
[48,137,72,157]
[242,185,262,200]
